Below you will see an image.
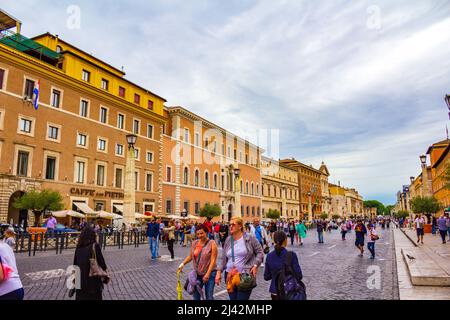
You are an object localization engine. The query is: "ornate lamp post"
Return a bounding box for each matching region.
[123,134,137,226]
[420,154,429,197]
[307,191,312,222]
[445,95,450,120]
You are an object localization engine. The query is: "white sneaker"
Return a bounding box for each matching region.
[260,263,265,267]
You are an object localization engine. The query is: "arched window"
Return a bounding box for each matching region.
[213,174,218,189]
[240,180,243,193]
[251,183,254,195]
[195,170,199,186]
[246,181,249,194]
[205,172,209,188]
[183,167,189,185]
[252,207,255,217]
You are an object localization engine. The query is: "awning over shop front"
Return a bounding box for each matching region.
[73,202,96,214]
[113,204,124,213]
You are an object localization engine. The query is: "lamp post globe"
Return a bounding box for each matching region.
[126,134,137,149]
[420,155,426,165]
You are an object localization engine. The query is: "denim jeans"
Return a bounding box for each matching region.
[368,242,375,257]
[317,231,324,243]
[439,230,447,243]
[228,289,252,301]
[193,270,217,300]
[431,225,436,234]
[149,237,159,259]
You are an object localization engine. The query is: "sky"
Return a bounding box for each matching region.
[3,0,450,205]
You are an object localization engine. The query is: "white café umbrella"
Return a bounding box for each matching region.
[96,211,123,220]
[52,210,86,219]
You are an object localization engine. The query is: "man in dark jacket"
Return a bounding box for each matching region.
[146,220,160,260]
[316,220,324,244]
[354,220,367,257]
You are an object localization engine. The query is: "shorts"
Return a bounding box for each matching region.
[416,228,424,236]
[355,237,364,247]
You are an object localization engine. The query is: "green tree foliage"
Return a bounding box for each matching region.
[363,200,386,216]
[320,213,328,220]
[394,210,409,219]
[199,203,221,219]
[410,196,442,215]
[385,205,395,215]
[266,209,281,220]
[14,189,64,227]
[332,214,340,220]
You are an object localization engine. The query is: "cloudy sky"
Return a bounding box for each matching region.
[3,0,450,204]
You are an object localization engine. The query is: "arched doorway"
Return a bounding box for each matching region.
[8,191,28,228]
[227,204,233,222]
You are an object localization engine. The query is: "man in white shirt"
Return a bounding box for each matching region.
[0,242,24,300]
[250,218,271,267]
[414,214,425,244]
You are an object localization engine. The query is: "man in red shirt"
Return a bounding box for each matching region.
[203,217,213,240]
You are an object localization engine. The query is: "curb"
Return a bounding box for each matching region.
[398,227,419,247]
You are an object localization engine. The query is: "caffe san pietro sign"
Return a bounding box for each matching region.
[70,188,124,199]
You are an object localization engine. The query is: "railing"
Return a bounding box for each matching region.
[13,230,149,256]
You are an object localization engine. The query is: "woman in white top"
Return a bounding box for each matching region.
[0,242,24,300]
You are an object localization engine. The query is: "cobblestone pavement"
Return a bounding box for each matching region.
[15,227,399,300]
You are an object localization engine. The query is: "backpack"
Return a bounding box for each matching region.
[276,251,307,300]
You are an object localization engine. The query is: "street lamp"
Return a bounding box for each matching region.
[410,176,415,183]
[126,134,137,150]
[445,95,450,119]
[420,155,426,166]
[123,134,138,226]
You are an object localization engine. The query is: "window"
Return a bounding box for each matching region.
[166,167,172,182]
[76,161,85,183]
[146,173,153,192]
[147,124,153,139]
[80,100,89,117]
[0,69,5,90]
[245,154,248,164]
[19,118,32,133]
[116,144,124,156]
[77,133,87,147]
[183,167,189,185]
[0,109,4,130]
[166,200,172,214]
[213,174,218,189]
[119,86,125,98]
[133,119,140,134]
[252,207,255,217]
[134,148,140,160]
[134,94,140,104]
[148,100,154,110]
[184,201,189,213]
[135,171,139,190]
[101,79,109,91]
[184,128,190,143]
[205,172,209,188]
[98,139,107,152]
[82,70,90,82]
[195,170,199,186]
[97,165,105,186]
[99,107,108,124]
[24,79,35,99]
[195,202,200,214]
[195,132,200,147]
[115,168,123,188]
[146,152,153,163]
[213,141,217,153]
[204,138,209,148]
[221,144,225,155]
[51,89,61,108]
[48,125,59,140]
[17,151,29,177]
[117,114,125,129]
[45,157,56,180]
[227,146,231,157]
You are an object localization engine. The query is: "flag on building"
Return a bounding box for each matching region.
[32,80,40,110]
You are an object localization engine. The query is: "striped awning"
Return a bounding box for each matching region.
[73,202,96,214]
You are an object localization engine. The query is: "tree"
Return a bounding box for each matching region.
[199,203,221,219]
[332,214,340,220]
[320,213,328,220]
[363,200,386,216]
[14,189,64,227]
[394,210,409,219]
[266,209,280,220]
[410,196,442,216]
[385,205,395,215]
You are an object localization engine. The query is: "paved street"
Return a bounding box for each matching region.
[15,227,399,300]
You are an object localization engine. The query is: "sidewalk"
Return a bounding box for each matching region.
[393,227,450,299]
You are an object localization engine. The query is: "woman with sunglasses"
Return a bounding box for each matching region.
[215,217,264,300]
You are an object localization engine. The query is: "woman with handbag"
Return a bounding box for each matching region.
[215,217,264,301]
[164,220,176,261]
[177,224,218,300]
[0,242,24,300]
[367,224,379,259]
[73,227,109,300]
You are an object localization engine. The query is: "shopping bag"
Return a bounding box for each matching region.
[177,271,183,300]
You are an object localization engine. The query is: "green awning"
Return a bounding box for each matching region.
[0,33,61,61]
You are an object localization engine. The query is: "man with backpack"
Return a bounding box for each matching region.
[354,220,367,257]
[264,231,305,300]
[316,219,325,244]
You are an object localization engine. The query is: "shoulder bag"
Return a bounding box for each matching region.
[89,244,110,284]
[231,237,257,292]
